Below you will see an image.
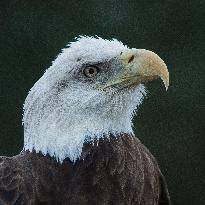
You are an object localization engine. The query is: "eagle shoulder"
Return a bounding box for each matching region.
[158,172,171,205]
[75,134,171,205]
[0,152,59,205]
[138,141,171,205]
[0,155,35,205]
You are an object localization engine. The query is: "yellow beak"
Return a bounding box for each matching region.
[101,48,169,90]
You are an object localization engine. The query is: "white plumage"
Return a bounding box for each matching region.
[23,36,146,162]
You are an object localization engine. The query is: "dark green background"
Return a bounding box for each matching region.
[0,0,204,204]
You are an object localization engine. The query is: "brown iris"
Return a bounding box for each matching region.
[83,66,99,78]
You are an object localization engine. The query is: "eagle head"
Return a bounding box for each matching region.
[23,36,169,162]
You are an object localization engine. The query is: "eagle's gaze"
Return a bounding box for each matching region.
[0,36,171,205]
[83,65,100,78]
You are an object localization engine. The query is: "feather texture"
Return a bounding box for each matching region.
[0,134,170,205]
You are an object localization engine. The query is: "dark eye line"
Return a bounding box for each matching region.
[83,64,100,73]
[89,64,100,69]
[83,63,101,69]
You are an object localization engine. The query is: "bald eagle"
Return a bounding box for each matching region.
[0,36,171,205]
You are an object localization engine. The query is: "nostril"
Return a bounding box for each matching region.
[128,55,134,63]
[120,51,123,55]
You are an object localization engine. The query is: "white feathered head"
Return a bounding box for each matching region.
[23,36,169,162]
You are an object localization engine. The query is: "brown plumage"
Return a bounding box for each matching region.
[0,134,170,205]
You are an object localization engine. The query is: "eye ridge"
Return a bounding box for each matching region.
[83,65,100,78]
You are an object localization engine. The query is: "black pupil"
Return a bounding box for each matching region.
[89,68,95,75]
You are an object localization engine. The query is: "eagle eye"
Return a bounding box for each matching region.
[83,66,99,78]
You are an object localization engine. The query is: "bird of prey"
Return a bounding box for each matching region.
[0,36,171,205]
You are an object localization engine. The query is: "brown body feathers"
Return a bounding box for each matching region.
[0,134,170,205]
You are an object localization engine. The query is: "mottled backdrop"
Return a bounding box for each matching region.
[0,0,204,204]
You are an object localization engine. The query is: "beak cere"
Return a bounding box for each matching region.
[103,48,169,90]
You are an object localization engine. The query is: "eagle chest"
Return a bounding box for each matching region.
[46,135,161,205]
